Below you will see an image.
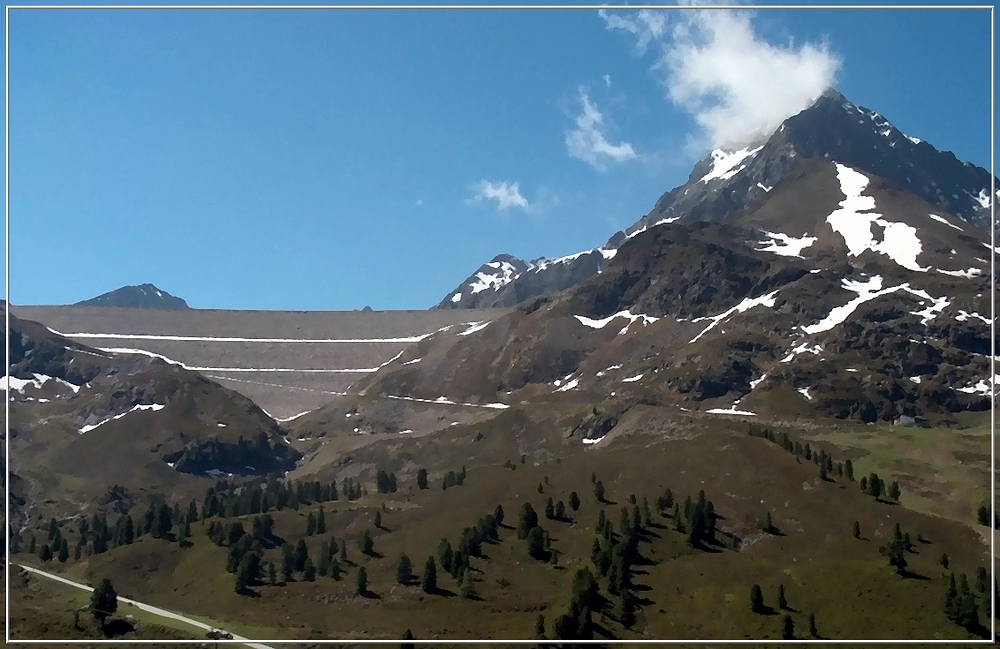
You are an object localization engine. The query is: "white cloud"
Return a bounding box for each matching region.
[415,199,424,206]
[598,9,667,54]
[565,90,638,171]
[604,7,841,150]
[466,180,531,212]
[603,74,612,88]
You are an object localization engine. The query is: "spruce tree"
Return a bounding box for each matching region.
[374,510,382,529]
[306,512,316,536]
[750,584,764,614]
[853,520,861,539]
[303,558,317,582]
[809,613,818,638]
[317,506,326,534]
[397,553,413,585]
[782,615,794,639]
[888,481,901,501]
[534,614,545,639]
[422,556,437,593]
[417,468,428,490]
[356,566,368,595]
[90,578,117,625]
[594,480,606,503]
[778,584,787,610]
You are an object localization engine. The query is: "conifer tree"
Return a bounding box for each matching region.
[940,552,950,569]
[417,468,428,490]
[494,504,505,527]
[888,481,901,501]
[853,520,861,539]
[569,492,581,511]
[750,584,764,614]
[778,584,787,610]
[422,556,437,593]
[545,497,555,520]
[809,613,818,638]
[306,512,316,536]
[317,506,326,534]
[782,615,794,639]
[303,558,317,582]
[397,553,413,585]
[374,510,382,529]
[594,480,606,503]
[356,566,368,595]
[535,614,546,639]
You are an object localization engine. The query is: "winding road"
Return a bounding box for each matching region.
[16,564,275,648]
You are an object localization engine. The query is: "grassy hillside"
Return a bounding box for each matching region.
[13,406,993,642]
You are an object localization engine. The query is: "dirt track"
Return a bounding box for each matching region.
[13,305,505,418]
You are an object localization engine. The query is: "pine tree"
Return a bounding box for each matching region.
[90,578,117,625]
[417,468,428,490]
[782,615,794,639]
[853,521,861,539]
[940,552,950,569]
[809,613,818,638]
[356,566,368,595]
[555,500,566,521]
[295,538,309,572]
[517,503,539,539]
[845,459,854,481]
[422,556,437,593]
[619,590,637,629]
[888,481,901,501]
[303,558,317,581]
[544,497,555,520]
[594,480,606,503]
[57,538,69,563]
[778,584,787,610]
[494,504,505,527]
[374,510,382,529]
[306,512,316,536]
[976,566,988,593]
[396,553,413,585]
[534,614,546,639]
[945,573,959,621]
[438,538,454,573]
[317,506,326,534]
[750,584,764,614]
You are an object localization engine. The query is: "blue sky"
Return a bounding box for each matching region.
[7,4,993,310]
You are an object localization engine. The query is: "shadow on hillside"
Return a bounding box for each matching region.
[102,619,136,638]
[898,569,931,581]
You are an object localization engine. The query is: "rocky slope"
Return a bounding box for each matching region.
[437,88,995,311]
[365,160,995,425]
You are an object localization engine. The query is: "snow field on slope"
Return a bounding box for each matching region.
[826,164,927,272]
[699,146,763,184]
[756,231,817,258]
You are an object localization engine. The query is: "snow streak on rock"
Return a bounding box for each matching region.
[80,403,166,434]
[689,290,779,343]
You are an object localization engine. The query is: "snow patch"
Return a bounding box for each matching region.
[928,213,963,231]
[596,364,622,378]
[469,261,520,294]
[402,358,422,366]
[975,188,991,209]
[459,321,491,337]
[749,374,767,390]
[756,231,817,258]
[956,310,991,324]
[699,146,763,183]
[621,374,644,383]
[937,268,981,279]
[909,376,921,384]
[801,276,905,335]
[555,378,580,392]
[797,387,812,401]
[757,182,772,193]
[826,164,928,272]
[574,310,659,335]
[690,290,779,343]
[80,403,165,434]
[780,343,824,363]
[583,435,607,445]
[957,376,998,396]
[706,407,757,416]
[384,394,509,409]
[903,287,950,325]
[277,410,312,423]
[451,293,462,303]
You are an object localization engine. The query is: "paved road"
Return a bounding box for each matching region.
[17,564,276,648]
